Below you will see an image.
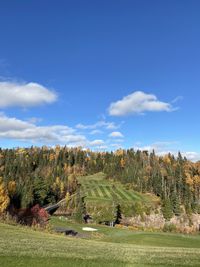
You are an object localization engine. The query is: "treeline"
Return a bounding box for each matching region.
[103,149,200,218]
[0,146,200,218]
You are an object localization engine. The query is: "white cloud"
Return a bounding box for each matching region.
[134,141,178,154]
[90,129,103,135]
[134,141,200,162]
[26,117,43,124]
[89,139,105,146]
[76,120,119,130]
[0,81,57,108]
[171,96,183,104]
[0,113,113,150]
[0,113,86,145]
[109,91,174,116]
[182,152,200,162]
[109,131,124,138]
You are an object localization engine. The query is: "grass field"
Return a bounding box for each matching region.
[78,173,157,205]
[1,220,200,267]
[50,216,200,248]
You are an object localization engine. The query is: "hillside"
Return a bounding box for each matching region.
[77,173,159,222]
[79,172,153,203]
[1,147,200,230]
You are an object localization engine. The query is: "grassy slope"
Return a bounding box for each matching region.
[1,222,200,267]
[78,172,157,206]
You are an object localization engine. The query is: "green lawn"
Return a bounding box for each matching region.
[50,216,200,248]
[77,173,159,220]
[78,173,157,205]
[1,221,200,267]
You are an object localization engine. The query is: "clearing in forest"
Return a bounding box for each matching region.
[78,172,157,205]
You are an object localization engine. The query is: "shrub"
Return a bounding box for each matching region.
[163,223,177,232]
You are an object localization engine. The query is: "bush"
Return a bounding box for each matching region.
[163,223,177,232]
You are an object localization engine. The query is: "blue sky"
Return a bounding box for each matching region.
[0,0,200,161]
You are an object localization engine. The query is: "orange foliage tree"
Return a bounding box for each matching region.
[0,178,10,214]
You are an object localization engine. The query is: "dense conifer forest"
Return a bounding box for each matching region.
[0,146,200,220]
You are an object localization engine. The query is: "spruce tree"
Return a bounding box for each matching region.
[171,193,181,216]
[162,198,173,220]
[114,204,122,224]
[74,188,86,223]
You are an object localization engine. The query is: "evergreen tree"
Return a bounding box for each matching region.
[162,198,173,220]
[114,204,122,224]
[171,193,181,216]
[74,188,86,223]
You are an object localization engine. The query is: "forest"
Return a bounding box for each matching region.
[0,146,200,223]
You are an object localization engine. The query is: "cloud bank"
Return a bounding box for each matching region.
[109,91,173,116]
[76,120,119,130]
[134,141,200,162]
[0,81,57,108]
[109,131,124,138]
[0,113,86,146]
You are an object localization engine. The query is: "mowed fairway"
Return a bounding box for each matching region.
[78,173,154,204]
[1,223,200,267]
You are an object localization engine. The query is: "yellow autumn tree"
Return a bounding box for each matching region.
[60,181,65,196]
[193,175,200,191]
[67,174,78,194]
[52,176,61,192]
[65,191,71,208]
[0,178,10,214]
[120,158,126,168]
[185,173,194,187]
[163,155,171,165]
[115,149,124,156]
[7,181,16,197]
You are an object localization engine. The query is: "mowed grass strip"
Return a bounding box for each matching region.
[81,185,94,198]
[110,186,123,200]
[114,187,132,201]
[96,185,105,198]
[92,186,101,198]
[125,190,141,201]
[82,184,97,198]
[99,185,111,199]
[103,185,114,199]
[90,179,101,186]
[89,187,97,198]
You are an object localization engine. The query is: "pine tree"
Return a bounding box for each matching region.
[162,198,173,220]
[74,188,86,223]
[171,193,181,216]
[114,204,122,224]
[33,177,50,206]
